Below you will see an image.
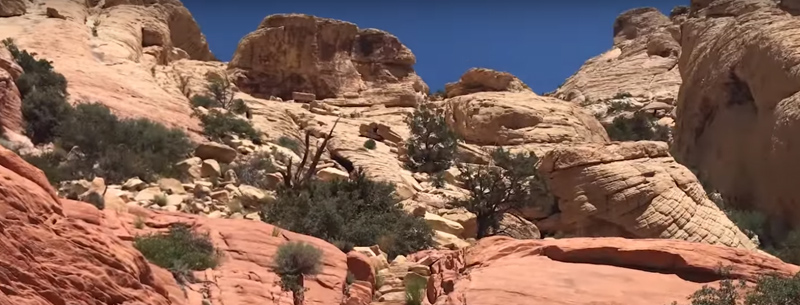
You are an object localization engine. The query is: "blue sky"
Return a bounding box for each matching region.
[183,1,684,94]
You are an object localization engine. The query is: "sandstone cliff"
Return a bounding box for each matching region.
[672,0,800,231]
[552,7,683,120]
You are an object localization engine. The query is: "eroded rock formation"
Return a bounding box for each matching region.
[229,14,427,106]
[673,0,800,230]
[537,141,756,249]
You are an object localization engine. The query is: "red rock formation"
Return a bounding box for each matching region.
[0,145,348,305]
[417,236,799,305]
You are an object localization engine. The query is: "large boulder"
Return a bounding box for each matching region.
[672,0,800,230]
[0,48,22,133]
[420,236,799,305]
[228,14,428,106]
[552,7,682,114]
[445,91,609,151]
[537,141,757,250]
[0,0,26,17]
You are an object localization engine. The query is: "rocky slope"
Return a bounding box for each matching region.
[672,0,800,231]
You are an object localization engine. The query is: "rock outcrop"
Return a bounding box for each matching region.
[228,14,428,106]
[536,141,757,250]
[0,146,175,304]
[444,68,531,98]
[672,0,800,230]
[0,47,21,133]
[552,7,682,118]
[0,0,217,138]
[419,236,799,305]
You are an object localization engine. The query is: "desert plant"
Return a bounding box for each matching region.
[604,112,670,142]
[276,119,339,190]
[91,20,100,37]
[229,151,278,189]
[55,102,193,183]
[670,272,800,305]
[133,224,219,276]
[153,194,168,207]
[277,136,302,155]
[134,215,146,229]
[363,139,376,150]
[613,92,632,99]
[261,168,434,259]
[431,171,446,188]
[345,271,355,285]
[405,277,426,305]
[273,241,323,305]
[83,191,105,210]
[20,149,71,185]
[190,95,219,109]
[197,110,261,144]
[271,226,282,237]
[453,148,552,239]
[405,102,459,174]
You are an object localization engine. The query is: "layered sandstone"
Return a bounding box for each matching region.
[229,14,428,106]
[536,141,756,250]
[419,236,799,305]
[672,0,800,229]
[553,7,682,117]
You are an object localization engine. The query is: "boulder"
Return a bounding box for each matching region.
[292,91,316,102]
[0,0,26,17]
[229,14,427,106]
[424,212,465,237]
[347,251,376,289]
[201,159,221,178]
[157,178,185,195]
[317,167,350,181]
[537,141,756,250]
[175,157,203,179]
[194,142,238,163]
[359,122,402,143]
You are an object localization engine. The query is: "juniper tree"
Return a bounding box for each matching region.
[404,102,459,174]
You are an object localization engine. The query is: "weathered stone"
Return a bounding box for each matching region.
[157,178,186,195]
[201,159,221,178]
[194,142,238,163]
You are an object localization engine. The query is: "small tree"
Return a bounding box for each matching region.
[405,102,459,174]
[197,110,261,144]
[604,112,670,142]
[273,241,323,305]
[453,148,550,239]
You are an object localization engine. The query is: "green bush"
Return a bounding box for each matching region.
[190,95,219,109]
[277,136,302,154]
[363,139,377,150]
[198,110,261,144]
[20,149,71,185]
[604,112,670,142]
[454,148,552,239]
[273,241,323,305]
[83,191,105,210]
[405,277,426,305]
[405,102,459,174]
[261,169,434,258]
[133,224,219,272]
[55,102,193,183]
[4,38,72,145]
[671,272,800,305]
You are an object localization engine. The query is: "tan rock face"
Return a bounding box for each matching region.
[444,68,532,98]
[0,54,22,133]
[672,0,800,229]
[0,146,174,304]
[420,236,799,305]
[553,7,681,108]
[229,14,427,106]
[445,91,609,148]
[537,141,756,249]
[0,0,218,140]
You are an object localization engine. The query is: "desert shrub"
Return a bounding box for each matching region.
[405,102,459,174]
[261,168,434,258]
[190,95,219,109]
[198,111,260,143]
[229,151,278,189]
[405,277,426,305]
[613,92,632,99]
[20,149,72,185]
[277,136,302,154]
[55,102,193,183]
[4,39,72,144]
[453,148,552,239]
[604,112,670,142]
[363,139,376,150]
[671,272,800,305]
[83,191,105,210]
[431,171,446,188]
[133,223,219,273]
[273,241,323,305]
[153,194,168,207]
[767,229,800,265]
